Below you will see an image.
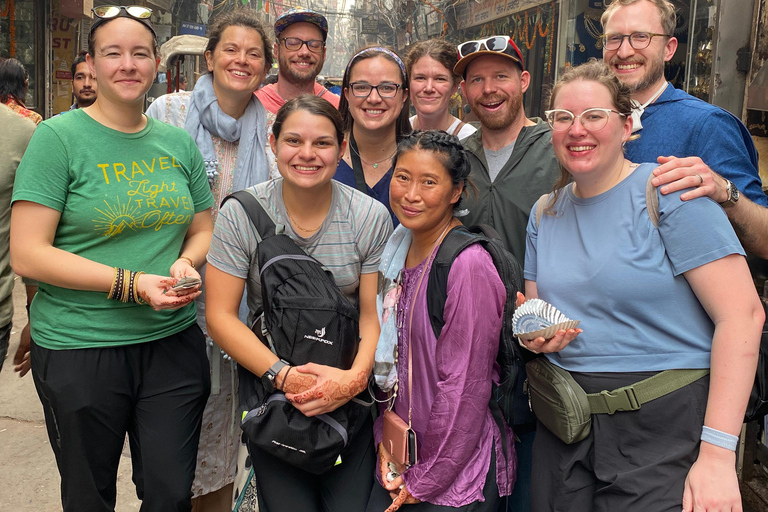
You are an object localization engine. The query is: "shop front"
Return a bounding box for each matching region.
[1,0,45,114]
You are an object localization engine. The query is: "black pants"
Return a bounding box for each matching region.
[250,413,376,512]
[367,449,500,512]
[531,371,709,512]
[31,324,211,512]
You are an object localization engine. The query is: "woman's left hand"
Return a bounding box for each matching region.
[385,482,420,512]
[682,444,741,512]
[168,258,202,296]
[285,363,369,416]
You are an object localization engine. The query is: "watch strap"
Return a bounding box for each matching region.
[718,178,739,206]
[262,359,289,391]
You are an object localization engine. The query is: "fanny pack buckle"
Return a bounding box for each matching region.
[598,386,640,414]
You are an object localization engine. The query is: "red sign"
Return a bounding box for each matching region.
[56,70,73,80]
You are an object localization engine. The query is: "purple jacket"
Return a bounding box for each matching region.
[374,243,516,506]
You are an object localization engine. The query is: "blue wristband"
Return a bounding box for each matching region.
[700,426,738,451]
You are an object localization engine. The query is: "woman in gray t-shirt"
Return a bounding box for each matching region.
[205,95,392,511]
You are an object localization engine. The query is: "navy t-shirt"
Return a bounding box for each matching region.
[334,159,398,227]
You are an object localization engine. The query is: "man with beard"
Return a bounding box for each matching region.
[602,0,768,257]
[455,37,559,512]
[255,7,339,115]
[68,52,97,110]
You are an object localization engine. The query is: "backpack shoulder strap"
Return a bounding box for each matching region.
[534,193,549,229]
[645,172,660,228]
[451,121,467,137]
[426,226,483,339]
[221,190,277,240]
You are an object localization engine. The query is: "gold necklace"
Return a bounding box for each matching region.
[349,142,396,169]
[286,207,323,233]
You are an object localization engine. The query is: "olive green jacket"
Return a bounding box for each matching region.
[460,118,560,266]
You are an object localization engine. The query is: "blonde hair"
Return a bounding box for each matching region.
[601,0,676,36]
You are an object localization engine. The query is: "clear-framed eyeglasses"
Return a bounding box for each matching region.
[544,108,627,132]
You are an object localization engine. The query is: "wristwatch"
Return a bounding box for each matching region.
[718,178,740,207]
[262,359,289,393]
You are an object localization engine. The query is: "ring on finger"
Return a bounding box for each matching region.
[695,174,703,186]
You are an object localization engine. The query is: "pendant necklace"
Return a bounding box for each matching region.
[349,142,396,169]
[286,207,323,233]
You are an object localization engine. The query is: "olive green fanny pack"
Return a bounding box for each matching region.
[525,358,709,444]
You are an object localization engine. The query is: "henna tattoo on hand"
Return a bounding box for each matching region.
[291,370,368,405]
[282,373,317,394]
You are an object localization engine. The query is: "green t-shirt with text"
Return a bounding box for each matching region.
[12,109,214,350]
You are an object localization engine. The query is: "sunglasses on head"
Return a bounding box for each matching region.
[458,36,524,64]
[92,5,153,20]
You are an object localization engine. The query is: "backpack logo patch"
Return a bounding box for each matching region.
[304,327,333,345]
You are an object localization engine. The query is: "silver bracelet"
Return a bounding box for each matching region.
[701,425,738,451]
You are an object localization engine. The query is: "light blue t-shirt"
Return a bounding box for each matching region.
[524,163,744,373]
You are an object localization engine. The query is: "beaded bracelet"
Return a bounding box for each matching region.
[132,271,147,305]
[107,268,147,305]
[107,268,126,302]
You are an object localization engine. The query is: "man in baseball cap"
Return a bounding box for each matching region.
[455,36,559,512]
[255,7,339,115]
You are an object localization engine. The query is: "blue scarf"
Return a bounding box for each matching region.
[184,73,269,190]
[374,225,411,392]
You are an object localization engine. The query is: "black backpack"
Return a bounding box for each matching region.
[426,224,529,432]
[222,190,372,474]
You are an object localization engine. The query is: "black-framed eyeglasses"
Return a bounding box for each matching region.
[92,5,152,20]
[601,32,672,51]
[348,82,402,98]
[544,108,627,132]
[280,37,325,53]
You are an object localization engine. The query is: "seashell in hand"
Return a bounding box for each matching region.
[512,298,580,341]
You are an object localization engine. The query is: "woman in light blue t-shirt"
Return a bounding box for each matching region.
[523,60,762,512]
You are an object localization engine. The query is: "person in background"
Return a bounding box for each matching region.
[454,36,560,512]
[334,46,411,224]
[600,0,768,258]
[405,40,475,139]
[205,94,392,512]
[10,8,214,510]
[146,9,273,512]
[367,130,514,512]
[178,74,188,91]
[0,105,35,374]
[255,7,338,179]
[69,51,97,110]
[526,59,762,512]
[0,58,42,124]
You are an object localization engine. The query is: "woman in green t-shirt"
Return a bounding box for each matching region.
[10,8,214,511]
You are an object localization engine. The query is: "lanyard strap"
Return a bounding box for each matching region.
[348,133,369,195]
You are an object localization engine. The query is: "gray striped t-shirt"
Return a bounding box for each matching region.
[208,178,393,322]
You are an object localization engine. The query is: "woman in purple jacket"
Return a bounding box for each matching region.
[368,130,515,512]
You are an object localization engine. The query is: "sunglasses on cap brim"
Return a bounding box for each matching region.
[92,5,153,20]
[458,36,524,66]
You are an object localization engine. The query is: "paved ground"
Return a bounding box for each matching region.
[0,277,140,511]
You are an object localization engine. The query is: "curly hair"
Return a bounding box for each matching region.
[393,129,473,210]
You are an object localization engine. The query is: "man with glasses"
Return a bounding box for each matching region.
[454,36,560,512]
[602,0,768,257]
[255,7,339,115]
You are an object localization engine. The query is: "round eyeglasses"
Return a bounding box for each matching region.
[348,82,402,98]
[544,108,627,132]
[601,32,671,51]
[280,37,325,53]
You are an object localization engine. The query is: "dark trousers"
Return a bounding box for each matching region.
[367,449,500,512]
[31,324,211,512]
[531,371,709,512]
[250,414,376,512]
